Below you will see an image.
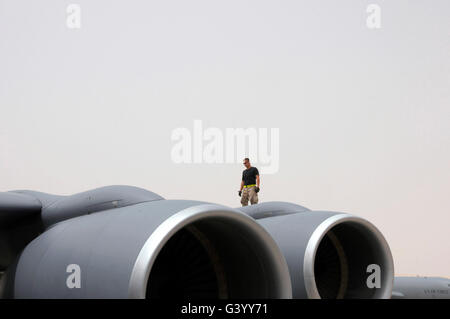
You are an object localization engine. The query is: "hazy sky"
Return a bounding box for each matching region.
[1,1,449,276]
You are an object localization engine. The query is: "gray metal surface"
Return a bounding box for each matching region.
[6,185,165,228]
[236,201,310,219]
[0,192,41,224]
[10,190,64,209]
[10,199,291,299]
[12,199,209,298]
[0,185,165,274]
[392,276,450,299]
[37,185,164,227]
[238,202,394,299]
[0,192,44,272]
[2,186,444,299]
[257,211,337,298]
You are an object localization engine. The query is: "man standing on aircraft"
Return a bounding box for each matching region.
[238,158,260,206]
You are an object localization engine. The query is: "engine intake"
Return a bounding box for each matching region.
[238,202,394,299]
[4,200,291,299]
[304,214,394,299]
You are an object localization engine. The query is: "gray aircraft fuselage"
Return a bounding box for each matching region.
[392,276,450,299]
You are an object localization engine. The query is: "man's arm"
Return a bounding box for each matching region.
[238,180,244,197]
[256,174,260,188]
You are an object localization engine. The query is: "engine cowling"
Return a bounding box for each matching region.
[238,202,394,299]
[1,186,395,299]
[1,198,292,298]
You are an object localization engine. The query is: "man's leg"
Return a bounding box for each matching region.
[249,186,259,205]
[241,188,249,206]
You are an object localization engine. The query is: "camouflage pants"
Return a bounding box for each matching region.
[241,186,258,206]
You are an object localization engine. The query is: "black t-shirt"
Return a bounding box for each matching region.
[242,167,259,186]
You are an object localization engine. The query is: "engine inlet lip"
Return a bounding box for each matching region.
[303,213,394,299]
[128,203,293,299]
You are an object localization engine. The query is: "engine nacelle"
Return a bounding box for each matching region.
[1,186,395,299]
[238,202,395,299]
[1,195,291,298]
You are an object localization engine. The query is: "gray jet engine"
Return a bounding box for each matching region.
[0,186,291,299]
[237,202,395,299]
[0,185,395,299]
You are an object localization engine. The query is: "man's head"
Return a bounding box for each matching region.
[243,158,251,169]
